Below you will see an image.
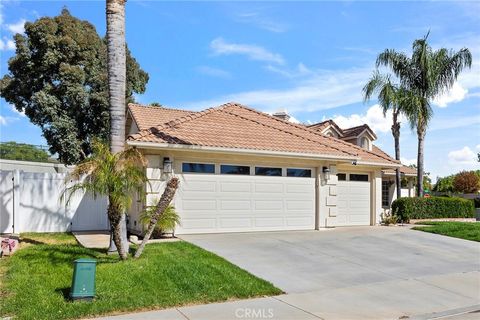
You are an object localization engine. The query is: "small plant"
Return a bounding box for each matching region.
[380,209,398,226]
[140,204,181,238]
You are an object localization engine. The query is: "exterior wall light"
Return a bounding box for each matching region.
[163,157,173,174]
[322,166,330,180]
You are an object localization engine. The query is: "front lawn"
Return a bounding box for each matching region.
[412,221,480,242]
[0,233,281,320]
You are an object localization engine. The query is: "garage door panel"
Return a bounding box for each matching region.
[176,174,315,234]
[255,182,284,193]
[219,218,253,229]
[220,200,251,210]
[336,176,371,227]
[254,200,283,211]
[255,217,284,228]
[220,181,251,192]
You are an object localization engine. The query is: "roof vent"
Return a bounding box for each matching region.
[272,110,291,121]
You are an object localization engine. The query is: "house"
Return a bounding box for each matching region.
[125,102,415,235]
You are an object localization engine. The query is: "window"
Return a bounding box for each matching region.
[361,137,369,150]
[182,163,215,174]
[255,167,282,176]
[337,173,346,181]
[220,165,250,175]
[350,174,369,182]
[382,181,390,207]
[287,168,312,177]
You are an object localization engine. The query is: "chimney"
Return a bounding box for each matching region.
[272,110,291,121]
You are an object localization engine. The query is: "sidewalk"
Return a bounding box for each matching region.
[93,296,320,320]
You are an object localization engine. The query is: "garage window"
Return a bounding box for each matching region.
[221,165,250,175]
[182,163,215,174]
[337,173,346,181]
[287,168,312,177]
[350,174,369,182]
[255,167,282,176]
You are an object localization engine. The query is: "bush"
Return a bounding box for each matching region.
[453,171,480,193]
[140,205,181,238]
[391,196,475,223]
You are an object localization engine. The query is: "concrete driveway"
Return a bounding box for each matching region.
[181,226,480,319]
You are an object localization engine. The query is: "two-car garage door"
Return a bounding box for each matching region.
[175,174,315,234]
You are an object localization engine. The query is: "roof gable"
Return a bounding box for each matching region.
[128,103,197,130]
[129,103,399,166]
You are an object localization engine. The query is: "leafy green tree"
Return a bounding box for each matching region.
[65,140,148,260]
[376,33,472,196]
[0,9,149,165]
[0,141,51,162]
[433,175,455,193]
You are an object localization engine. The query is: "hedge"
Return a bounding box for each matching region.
[391,196,475,222]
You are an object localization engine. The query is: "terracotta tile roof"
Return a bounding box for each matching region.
[128,103,400,166]
[307,120,331,132]
[128,103,197,130]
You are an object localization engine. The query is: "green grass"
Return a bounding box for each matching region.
[0,233,281,320]
[412,221,480,242]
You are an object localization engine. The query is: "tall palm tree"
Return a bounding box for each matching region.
[363,71,407,200]
[65,141,148,260]
[376,33,472,196]
[106,0,128,255]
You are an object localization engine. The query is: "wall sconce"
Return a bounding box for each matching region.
[163,157,172,174]
[322,166,330,180]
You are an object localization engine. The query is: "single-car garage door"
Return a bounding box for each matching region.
[337,172,371,226]
[175,169,315,234]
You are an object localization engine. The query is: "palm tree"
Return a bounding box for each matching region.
[106,0,128,254]
[65,141,147,260]
[363,71,407,200]
[376,33,472,196]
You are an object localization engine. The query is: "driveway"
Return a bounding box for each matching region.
[180,226,480,319]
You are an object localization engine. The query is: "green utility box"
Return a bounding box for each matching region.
[70,258,97,301]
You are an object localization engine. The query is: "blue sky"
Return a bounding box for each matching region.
[0,0,479,181]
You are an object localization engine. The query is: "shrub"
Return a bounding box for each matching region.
[139,205,181,238]
[391,196,474,223]
[453,171,480,193]
[380,210,398,225]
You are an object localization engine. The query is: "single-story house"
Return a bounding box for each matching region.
[125,102,416,235]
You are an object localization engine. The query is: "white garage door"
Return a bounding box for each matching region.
[337,173,371,226]
[175,174,315,234]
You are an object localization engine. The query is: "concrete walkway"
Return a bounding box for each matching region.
[94,227,480,319]
[73,231,110,249]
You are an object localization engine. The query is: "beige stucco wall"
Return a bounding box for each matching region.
[128,147,391,233]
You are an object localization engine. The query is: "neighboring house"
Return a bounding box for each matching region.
[125,103,415,235]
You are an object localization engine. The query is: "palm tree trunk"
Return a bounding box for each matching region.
[416,124,426,197]
[392,112,401,200]
[107,200,127,260]
[134,178,179,259]
[106,0,128,257]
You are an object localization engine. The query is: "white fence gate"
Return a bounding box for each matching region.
[0,170,109,234]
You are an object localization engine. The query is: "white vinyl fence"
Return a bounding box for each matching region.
[0,170,109,234]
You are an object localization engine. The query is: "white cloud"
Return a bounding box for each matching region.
[183,67,371,113]
[0,115,6,125]
[196,66,231,79]
[6,19,25,34]
[0,37,15,50]
[433,83,468,107]
[210,37,285,65]
[400,157,416,166]
[330,104,406,134]
[448,146,478,165]
[265,63,312,78]
[476,144,480,151]
[235,11,287,33]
